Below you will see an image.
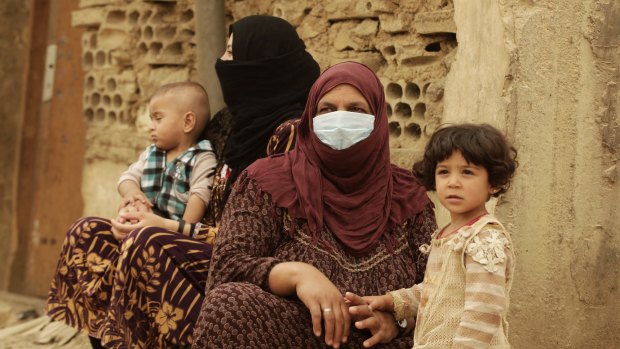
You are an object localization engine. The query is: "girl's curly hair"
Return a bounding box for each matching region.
[413,123,518,197]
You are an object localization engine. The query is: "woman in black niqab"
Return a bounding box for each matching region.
[214,15,320,198]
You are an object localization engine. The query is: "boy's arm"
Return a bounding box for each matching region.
[182,194,207,224]
[185,151,217,218]
[452,228,513,349]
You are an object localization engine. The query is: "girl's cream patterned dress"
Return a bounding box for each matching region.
[390,214,515,349]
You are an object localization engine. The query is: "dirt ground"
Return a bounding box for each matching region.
[0,292,89,349]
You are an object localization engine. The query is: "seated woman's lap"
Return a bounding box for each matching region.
[101,226,213,348]
[193,282,412,349]
[46,216,120,336]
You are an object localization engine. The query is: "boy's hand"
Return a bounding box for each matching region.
[118,190,153,212]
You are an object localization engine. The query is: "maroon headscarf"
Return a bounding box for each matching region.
[246,62,429,256]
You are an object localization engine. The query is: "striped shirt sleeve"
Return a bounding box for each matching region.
[452,227,513,349]
[389,283,422,321]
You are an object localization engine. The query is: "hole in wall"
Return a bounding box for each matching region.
[414,103,426,119]
[153,7,175,24]
[144,26,154,40]
[129,10,139,24]
[163,42,183,56]
[96,108,105,121]
[138,42,148,55]
[149,42,163,55]
[395,102,412,118]
[304,8,311,15]
[181,9,194,22]
[89,33,97,49]
[141,10,152,24]
[103,95,111,107]
[107,78,116,91]
[401,56,438,67]
[156,26,176,40]
[386,83,403,99]
[405,83,420,100]
[366,2,372,10]
[405,123,422,139]
[386,103,392,117]
[95,51,106,66]
[275,8,283,17]
[85,75,95,91]
[108,111,117,122]
[113,94,123,107]
[85,108,94,121]
[91,93,101,107]
[383,45,396,56]
[389,121,402,137]
[107,10,126,24]
[178,29,194,40]
[425,42,441,52]
[83,51,93,69]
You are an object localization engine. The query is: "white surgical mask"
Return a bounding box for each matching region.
[313,111,375,150]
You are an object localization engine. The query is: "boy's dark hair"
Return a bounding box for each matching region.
[413,123,518,197]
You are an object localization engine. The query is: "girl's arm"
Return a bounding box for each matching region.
[453,227,514,349]
[182,195,207,224]
[388,283,423,321]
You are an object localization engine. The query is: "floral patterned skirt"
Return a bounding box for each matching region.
[46,217,214,349]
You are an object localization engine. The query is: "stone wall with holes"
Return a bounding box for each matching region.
[226,0,457,169]
[72,0,198,218]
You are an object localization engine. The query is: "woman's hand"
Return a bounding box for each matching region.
[269,262,350,348]
[345,292,398,348]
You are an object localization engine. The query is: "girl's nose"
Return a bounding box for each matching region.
[447,175,460,187]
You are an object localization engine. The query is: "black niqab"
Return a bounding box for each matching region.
[215,15,320,194]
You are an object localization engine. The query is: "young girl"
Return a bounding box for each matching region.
[347,123,518,348]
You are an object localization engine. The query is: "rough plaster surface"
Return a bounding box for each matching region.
[446,0,620,347]
[0,1,31,290]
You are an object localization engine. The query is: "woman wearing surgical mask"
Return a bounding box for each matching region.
[192,62,436,348]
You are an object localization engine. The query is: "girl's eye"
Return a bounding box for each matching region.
[436,169,448,175]
[463,169,474,175]
[350,107,367,113]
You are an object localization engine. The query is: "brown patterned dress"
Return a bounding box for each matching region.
[46,217,215,348]
[192,172,436,348]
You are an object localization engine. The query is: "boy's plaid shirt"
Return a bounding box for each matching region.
[140,140,213,220]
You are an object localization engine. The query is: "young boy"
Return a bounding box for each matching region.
[112,81,217,239]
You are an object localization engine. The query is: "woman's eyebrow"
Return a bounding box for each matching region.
[317,101,336,107]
